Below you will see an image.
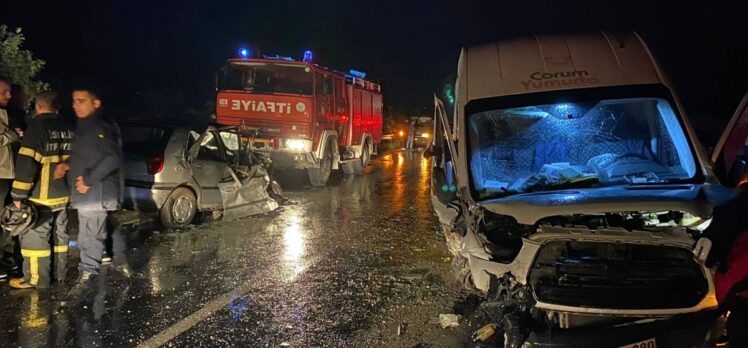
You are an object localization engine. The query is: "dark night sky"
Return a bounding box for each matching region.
[2,0,747,144]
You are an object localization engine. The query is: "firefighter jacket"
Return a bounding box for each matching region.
[68,112,123,211]
[11,113,74,210]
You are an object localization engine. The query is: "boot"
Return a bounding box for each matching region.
[60,271,94,307]
[101,250,112,264]
[9,277,34,289]
[111,257,135,278]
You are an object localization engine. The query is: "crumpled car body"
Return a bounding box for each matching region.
[121,121,279,227]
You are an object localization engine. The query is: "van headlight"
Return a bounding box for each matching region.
[285,139,312,152]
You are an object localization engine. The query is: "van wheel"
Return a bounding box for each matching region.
[353,142,370,176]
[161,187,197,228]
[308,139,334,186]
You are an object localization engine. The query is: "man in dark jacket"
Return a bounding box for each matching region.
[8,91,73,289]
[57,86,127,305]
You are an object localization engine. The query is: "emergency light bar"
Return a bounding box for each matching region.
[348,69,367,78]
[263,54,294,61]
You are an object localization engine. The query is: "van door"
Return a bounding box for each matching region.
[712,92,748,187]
[428,95,460,227]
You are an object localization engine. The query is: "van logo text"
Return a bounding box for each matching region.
[522,70,600,90]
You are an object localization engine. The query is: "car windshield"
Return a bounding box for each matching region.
[468,96,697,200]
[219,61,313,95]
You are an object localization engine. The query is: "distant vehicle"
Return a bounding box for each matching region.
[215,53,384,186]
[428,32,748,347]
[121,121,280,228]
[410,116,433,147]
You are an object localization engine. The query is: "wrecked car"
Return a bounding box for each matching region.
[428,32,748,347]
[121,121,280,228]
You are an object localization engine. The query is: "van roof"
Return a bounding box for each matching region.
[457,32,666,102]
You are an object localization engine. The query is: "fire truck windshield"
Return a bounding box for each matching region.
[219,61,313,96]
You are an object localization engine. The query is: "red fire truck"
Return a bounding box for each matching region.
[215,55,383,186]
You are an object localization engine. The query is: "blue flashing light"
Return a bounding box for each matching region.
[303,50,313,62]
[238,47,250,59]
[348,69,367,79]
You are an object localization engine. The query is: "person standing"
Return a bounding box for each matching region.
[694,137,748,347]
[0,78,21,280]
[8,91,74,289]
[58,86,127,305]
[406,119,416,149]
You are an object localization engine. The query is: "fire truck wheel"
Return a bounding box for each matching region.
[161,187,198,229]
[353,141,370,176]
[308,139,334,186]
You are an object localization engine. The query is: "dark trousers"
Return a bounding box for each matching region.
[0,179,12,258]
[77,210,108,274]
[729,306,748,347]
[20,208,69,287]
[105,219,127,259]
[0,179,20,270]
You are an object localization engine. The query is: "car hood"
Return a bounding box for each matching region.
[480,184,734,225]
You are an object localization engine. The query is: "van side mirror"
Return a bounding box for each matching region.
[432,167,457,203]
[423,145,442,159]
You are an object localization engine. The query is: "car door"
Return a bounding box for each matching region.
[188,130,236,209]
[216,129,278,220]
[712,92,748,187]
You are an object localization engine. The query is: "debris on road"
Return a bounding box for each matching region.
[438,314,461,329]
[473,323,497,342]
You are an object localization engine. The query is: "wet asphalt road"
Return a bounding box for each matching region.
[0,149,479,348]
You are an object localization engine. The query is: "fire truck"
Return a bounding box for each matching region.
[215,53,383,186]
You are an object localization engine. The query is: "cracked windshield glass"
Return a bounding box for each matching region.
[469,95,697,199]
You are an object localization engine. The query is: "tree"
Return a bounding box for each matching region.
[0,25,48,108]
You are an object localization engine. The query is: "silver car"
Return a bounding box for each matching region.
[121,121,279,228]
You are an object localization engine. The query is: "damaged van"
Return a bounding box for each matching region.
[428,32,748,347]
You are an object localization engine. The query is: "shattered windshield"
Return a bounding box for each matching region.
[468,96,697,199]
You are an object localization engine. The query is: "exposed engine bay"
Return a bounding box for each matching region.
[455,209,717,347]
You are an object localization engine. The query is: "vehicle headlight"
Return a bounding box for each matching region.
[285,139,310,151]
[421,133,429,138]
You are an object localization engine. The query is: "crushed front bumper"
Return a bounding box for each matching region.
[523,309,719,348]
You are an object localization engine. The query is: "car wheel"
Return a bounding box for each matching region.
[308,139,334,186]
[160,187,197,228]
[267,180,287,204]
[352,141,370,176]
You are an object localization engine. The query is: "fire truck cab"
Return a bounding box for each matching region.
[215,57,383,186]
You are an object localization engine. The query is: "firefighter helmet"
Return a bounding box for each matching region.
[0,202,38,237]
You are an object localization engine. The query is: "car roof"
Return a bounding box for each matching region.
[118,119,202,131]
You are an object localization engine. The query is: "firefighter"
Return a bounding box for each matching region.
[0,77,21,281]
[8,91,73,289]
[58,86,129,305]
